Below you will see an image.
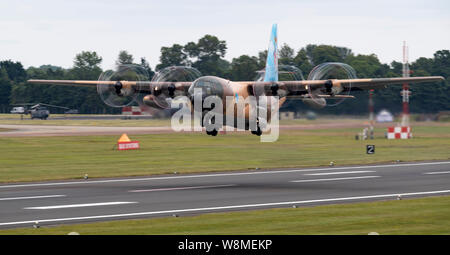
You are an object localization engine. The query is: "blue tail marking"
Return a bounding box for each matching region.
[263,24,278,82]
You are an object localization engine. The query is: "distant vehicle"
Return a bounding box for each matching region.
[64,109,79,114]
[10,107,25,114]
[30,106,50,120]
[12,103,70,120]
[376,109,394,123]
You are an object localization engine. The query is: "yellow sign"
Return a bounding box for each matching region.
[118,133,131,142]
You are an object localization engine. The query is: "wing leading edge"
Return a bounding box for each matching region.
[28,76,444,95]
[247,76,445,93]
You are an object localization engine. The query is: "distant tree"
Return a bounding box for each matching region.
[310,45,342,65]
[65,51,113,114]
[0,60,27,82]
[184,35,227,60]
[335,46,353,61]
[432,50,450,78]
[116,50,134,66]
[257,50,268,69]
[390,61,403,76]
[279,43,295,65]
[0,67,12,112]
[230,55,259,81]
[139,57,155,80]
[345,54,383,78]
[1,60,27,110]
[184,35,227,76]
[70,51,103,80]
[156,44,189,70]
[293,49,313,75]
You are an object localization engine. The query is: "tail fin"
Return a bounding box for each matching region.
[263,24,278,82]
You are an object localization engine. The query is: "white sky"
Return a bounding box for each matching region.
[0,0,449,70]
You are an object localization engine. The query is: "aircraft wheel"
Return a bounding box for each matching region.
[206,129,218,136]
[251,126,262,136]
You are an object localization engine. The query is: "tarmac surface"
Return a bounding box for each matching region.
[0,122,378,137]
[0,124,174,136]
[0,161,449,229]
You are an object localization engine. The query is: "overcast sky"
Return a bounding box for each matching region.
[1,0,449,70]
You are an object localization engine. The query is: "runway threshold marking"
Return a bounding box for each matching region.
[1,161,449,189]
[304,170,375,176]
[24,201,137,210]
[0,195,66,201]
[2,189,450,227]
[291,176,380,183]
[423,171,450,175]
[129,184,236,193]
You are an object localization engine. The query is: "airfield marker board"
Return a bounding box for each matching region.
[117,134,140,150]
[366,145,375,154]
[387,126,412,139]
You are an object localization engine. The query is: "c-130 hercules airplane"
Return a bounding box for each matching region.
[28,24,444,137]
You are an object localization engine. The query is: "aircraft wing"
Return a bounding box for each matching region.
[29,76,444,96]
[27,79,193,93]
[330,76,446,91]
[248,76,445,96]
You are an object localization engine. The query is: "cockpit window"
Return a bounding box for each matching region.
[189,77,224,98]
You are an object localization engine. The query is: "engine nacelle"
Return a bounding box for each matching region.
[97,65,145,107]
[151,66,201,109]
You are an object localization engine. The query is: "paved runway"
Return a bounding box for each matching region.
[0,161,449,229]
[0,124,174,137]
[0,122,380,137]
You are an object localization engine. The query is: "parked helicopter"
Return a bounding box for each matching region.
[12,103,76,120]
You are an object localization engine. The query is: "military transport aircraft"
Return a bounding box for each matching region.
[28,24,444,136]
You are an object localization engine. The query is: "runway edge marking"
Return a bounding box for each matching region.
[1,189,450,227]
[24,201,138,210]
[291,176,380,183]
[303,170,376,176]
[0,195,66,201]
[1,161,449,189]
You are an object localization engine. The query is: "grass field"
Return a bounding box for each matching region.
[0,120,449,235]
[1,195,448,235]
[0,123,449,183]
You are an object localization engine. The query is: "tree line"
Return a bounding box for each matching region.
[0,34,449,114]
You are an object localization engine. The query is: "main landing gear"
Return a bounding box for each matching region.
[206,129,218,136]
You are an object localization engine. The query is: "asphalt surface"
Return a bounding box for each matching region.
[0,124,174,137]
[0,161,449,229]
[0,122,377,137]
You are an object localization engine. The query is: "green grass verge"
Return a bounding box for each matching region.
[0,125,449,183]
[1,195,448,235]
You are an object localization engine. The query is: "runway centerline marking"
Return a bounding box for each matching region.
[0,161,449,189]
[304,170,375,176]
[0,195,66,201]
[2,189,449,227]
[24,201,137,210]
[291,176,380,183]
[423,171,450,175]
[129,184,236,193]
